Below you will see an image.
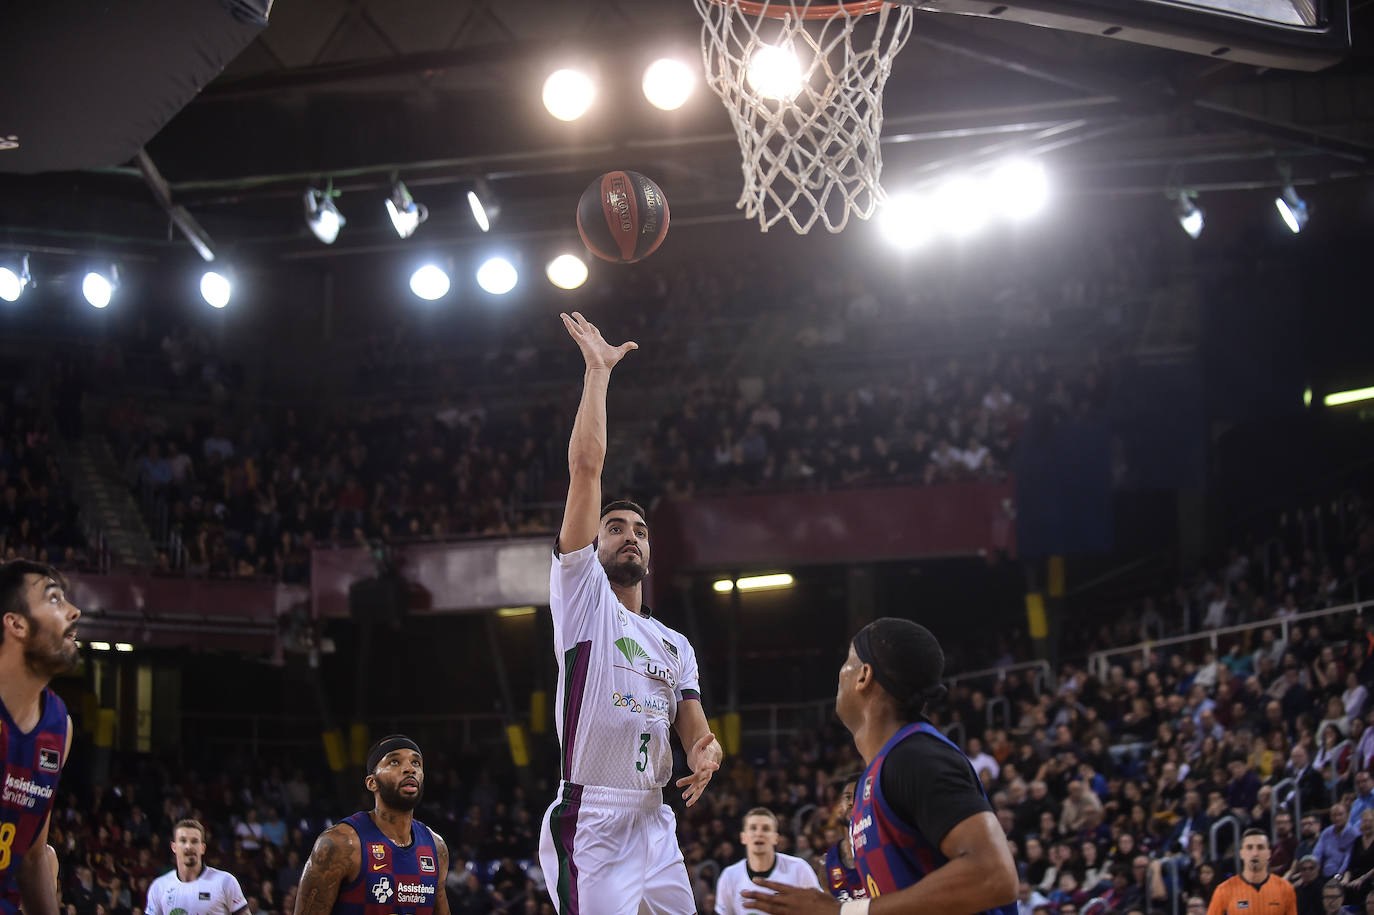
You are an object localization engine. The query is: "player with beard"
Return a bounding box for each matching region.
[0,560,80,915]
[293,736,450,915]
[539,313,721,914]
[145,820,250,915]
[824,778,867,903]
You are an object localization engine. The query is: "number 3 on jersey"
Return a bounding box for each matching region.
[635,732,650,772]
[0,823,15,870]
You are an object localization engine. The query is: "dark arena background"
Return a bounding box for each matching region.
[4,0,1374,912]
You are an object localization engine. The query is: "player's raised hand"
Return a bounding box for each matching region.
[676,732,722,807]
[740,880,841,914]
[560,312,637,371]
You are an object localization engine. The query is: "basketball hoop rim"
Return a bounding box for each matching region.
[704,0,891,20]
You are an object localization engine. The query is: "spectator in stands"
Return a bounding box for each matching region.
[1315,803,1358,878]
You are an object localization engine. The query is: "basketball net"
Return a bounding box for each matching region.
[694,0,914,234]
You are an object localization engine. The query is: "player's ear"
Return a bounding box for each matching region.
[364,774,376,793]
[2,612,27,639]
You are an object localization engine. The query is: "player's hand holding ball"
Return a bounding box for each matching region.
[676,732,722,807]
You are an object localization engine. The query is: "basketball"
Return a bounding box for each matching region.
[576,170,670,264]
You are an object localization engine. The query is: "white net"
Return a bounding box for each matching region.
[694,0,915,234]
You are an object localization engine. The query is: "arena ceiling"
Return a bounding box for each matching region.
[2,0,1374,265]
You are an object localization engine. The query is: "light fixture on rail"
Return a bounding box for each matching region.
[200,270,232,308]
[643,58,696,111]
[543,68,596,121]
[385,179,428,239]
[304,183,345,245]
[82,265,118,309]
[1275,183,1308,234]
[546,253,589,290]
[476,257,518,295]
[409,264,451,301]
[467,178,499,233]
[1175,193,1204,239]
[0,254,32,302]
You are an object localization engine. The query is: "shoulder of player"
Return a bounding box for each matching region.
[888,728,968,766]
[643,617,691,649]
[423,823,450,857]
[718,858,749,880]
[309,823,362,874]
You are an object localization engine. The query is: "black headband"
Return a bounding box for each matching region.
[852,619,948,708]
[366,735,421,775]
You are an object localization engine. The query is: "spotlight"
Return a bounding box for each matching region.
[931,175,991,238]
[1275,184,1308,234]
[746,45,803,102]
[643,58,695,111]
[0,254,32,302]
[385,180,428,239]
[200,270,232,308]
[476,257,518,295]
[543,69,596,121]
[989,159,1049,222]
[82,266,118,309]
[304,187,345,244]
[877,193,933,250]
[546,254,589,290]
[1175,194,1204,239]
[409,265,451,301]
[467,178,499,233]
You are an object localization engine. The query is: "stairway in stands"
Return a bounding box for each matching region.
[56,434,160,569]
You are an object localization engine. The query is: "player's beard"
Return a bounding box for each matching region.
[25,618,80,678]
[377,779,423,812]
[603,555,647,587]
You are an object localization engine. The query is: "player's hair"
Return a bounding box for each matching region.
[1242,828,1269,843]
[173,819,207,841]
[0,560,66,646]
[742,807,778,828]
[601,500,648,526]
[831,770,863,789]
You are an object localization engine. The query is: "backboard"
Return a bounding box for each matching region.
[901,0,1349,70]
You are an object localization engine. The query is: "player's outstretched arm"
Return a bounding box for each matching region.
[673,699,722,808]
[431,830,452,915]
[557,312,637,554]
[294,825,360,915]
[742,811,1017,915]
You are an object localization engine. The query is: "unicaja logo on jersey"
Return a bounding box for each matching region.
[614,637,676,687]
[614,637,649,665]
[371,877,393,904]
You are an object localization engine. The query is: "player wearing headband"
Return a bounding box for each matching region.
[744,618,1018,915]
[294,736,450,915]
[539,314,722,914]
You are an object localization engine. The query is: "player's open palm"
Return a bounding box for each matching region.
[560,311,637,371]
[677,732,722,807]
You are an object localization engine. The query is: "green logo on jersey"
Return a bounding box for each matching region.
[171,908,188,915]
[614,637,649,665]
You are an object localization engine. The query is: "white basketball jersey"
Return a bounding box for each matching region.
[715,853,822,915]
[549,543,701,790]
[145,868,248,915]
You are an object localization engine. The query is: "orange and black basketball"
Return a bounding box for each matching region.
[576,170,670,264]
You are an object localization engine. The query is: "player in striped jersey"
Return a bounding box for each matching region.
[823,779,867,903]
[0,561,79,915]
[539,313,722,914]
[293,736,450,915]
[744,618,1017,915]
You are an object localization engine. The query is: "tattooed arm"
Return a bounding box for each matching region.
[294,825,360,915]
[431,831,452,915]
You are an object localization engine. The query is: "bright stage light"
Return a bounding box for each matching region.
[643,58,695,111]
[409,265,451,301]
[82,268,116,308]
[546,254,589,290]
[990,159,1049,222]
[0,255,31,302]
[1176,195,1205,239]
[877,193,934,250]
[543,69,596,121]
[200,271,231,308]
[304,188,345,244]
[385,181,428,239]
[476,257,518,295]
[931,176,991,238]
[746,45,803,102]
[1275,185,1309,234]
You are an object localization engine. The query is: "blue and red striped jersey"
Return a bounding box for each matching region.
[0,688,67,915]
[823,842,866,901]
[849,720,1015,915]
[332,813,439,915]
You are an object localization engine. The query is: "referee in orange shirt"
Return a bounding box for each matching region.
[1208,829,1299,915]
